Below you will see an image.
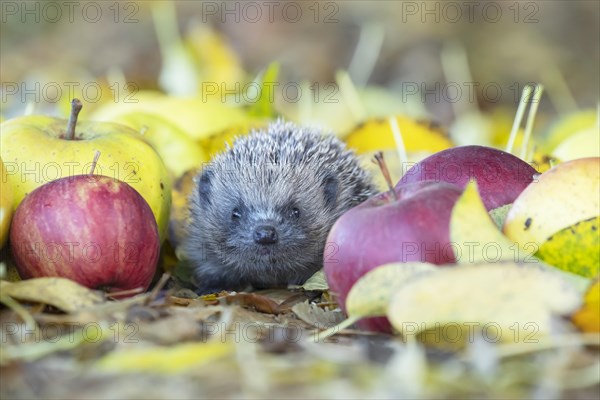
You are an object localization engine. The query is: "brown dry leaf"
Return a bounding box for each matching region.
[224,289,313,315]
[225,292,282,314]
[0,278,105,313]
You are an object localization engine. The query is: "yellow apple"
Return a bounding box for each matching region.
[503,157,600,247]
[0,99,172,242]
[90,111,208,178]
[0,158,13,248]
[542,109,597,152]
[552,127,600,161]
[90,91,252,141]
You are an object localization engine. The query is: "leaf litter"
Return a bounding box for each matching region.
[1,267,599,399]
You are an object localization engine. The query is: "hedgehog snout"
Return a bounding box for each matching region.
[253,225,278,245]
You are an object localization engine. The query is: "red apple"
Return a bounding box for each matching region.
[324,181,462,332]
[10,174,159,295]
[398,145,538,210]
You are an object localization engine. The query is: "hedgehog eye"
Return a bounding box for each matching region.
[232,208,242,220]
[288,207,300,218]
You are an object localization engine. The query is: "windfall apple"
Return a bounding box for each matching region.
[10,173,160,295]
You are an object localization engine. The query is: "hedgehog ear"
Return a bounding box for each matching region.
[322,173,339,210]
[197,169,213,206]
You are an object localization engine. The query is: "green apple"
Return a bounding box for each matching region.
[0,99,172,242]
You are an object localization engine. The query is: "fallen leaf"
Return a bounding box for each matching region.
[387,263,581,342]
[450,181,526,264]
[0,278,105,313]
[489,204,512,229]
[96,340,234,374]
[296,270,329,291]
[346,262,437,319]
[314,262,436,341]
[0,322,109,364]
[226,292,282,314]
[572,279,600,333]
[292,301,344,329]
[535,217,600,278]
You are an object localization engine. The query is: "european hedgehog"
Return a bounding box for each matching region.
[182,120,377,293]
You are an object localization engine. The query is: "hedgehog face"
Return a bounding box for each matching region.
[214,162,333,280]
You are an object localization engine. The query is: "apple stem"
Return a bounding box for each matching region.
[373,152,398,201]
[89,150,101,175]
[506,85,533,154]
[520,84,544,160]
[65,98,83,140]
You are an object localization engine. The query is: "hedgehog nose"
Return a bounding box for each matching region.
[254,225,278,245]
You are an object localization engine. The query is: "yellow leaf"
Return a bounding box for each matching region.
[346,262,437,319]
[344,116,453,155]
[536,217,600,278]
[450,181,527,264]
[96,341,234,374]
[387,263,581,342]
[572,279,600,332]
[314,262,437,341]
[0,277,105,313]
